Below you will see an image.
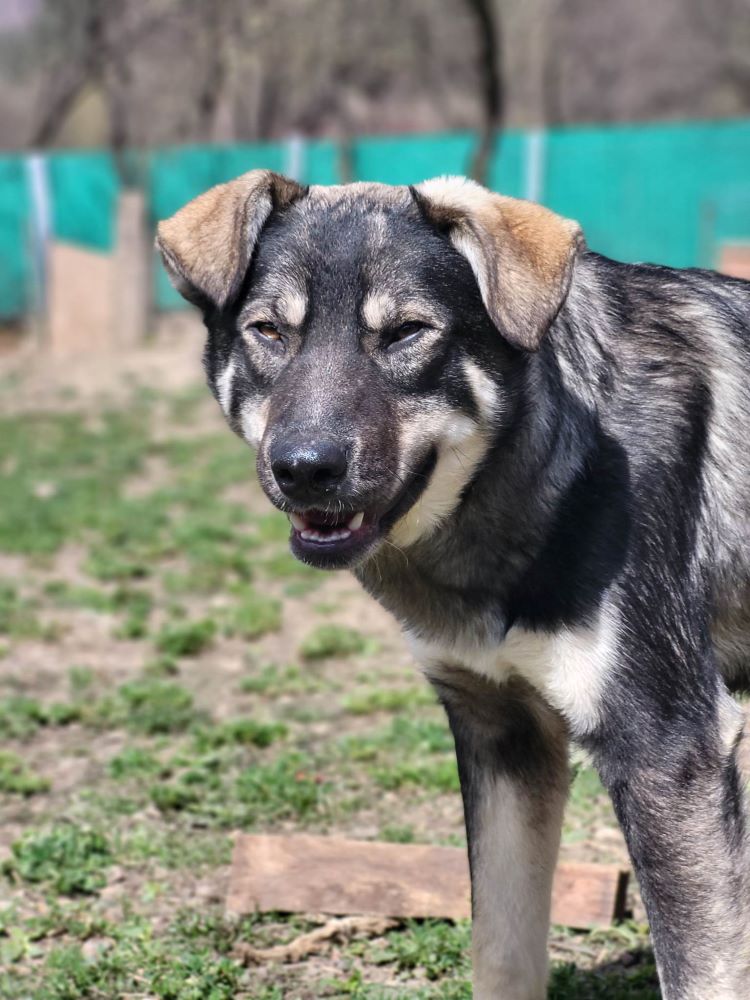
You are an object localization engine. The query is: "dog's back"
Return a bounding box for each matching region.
[561,253,750,687]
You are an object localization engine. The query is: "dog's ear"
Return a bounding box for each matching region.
[155,170,306,310]
[413,176,584,351]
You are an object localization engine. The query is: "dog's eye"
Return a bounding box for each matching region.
[253,322,282,342]
[386,321,427,351]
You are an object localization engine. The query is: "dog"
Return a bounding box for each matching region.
[157,170,750,1000]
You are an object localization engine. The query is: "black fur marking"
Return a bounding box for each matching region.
[176,184,750,998]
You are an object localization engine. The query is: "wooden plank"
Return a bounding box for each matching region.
[227,833,628,930]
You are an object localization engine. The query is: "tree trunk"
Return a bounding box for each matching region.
[464,0,503,185]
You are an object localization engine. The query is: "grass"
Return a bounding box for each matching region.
[363,920,471,981]
[225,589,282,639]
[299,623,377,659]
[0,380,655,998]
[0,581,51,640]
[233,751,329,823]
[114,679,199,734]
[0,695,82,739]
[4,822,112,895]
[239,660,323,696]
[344,686,435,715]
[107,746,163,779]
[191,718,287,751]
[0,750,50,795]
[155,617,217,657]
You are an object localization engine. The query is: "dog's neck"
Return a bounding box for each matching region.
[354,318,607,648]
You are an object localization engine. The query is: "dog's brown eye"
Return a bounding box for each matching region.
[254,322,281,341]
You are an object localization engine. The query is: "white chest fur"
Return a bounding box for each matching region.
[407,608,620,734]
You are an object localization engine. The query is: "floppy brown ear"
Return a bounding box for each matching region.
[155,170,306,309]
[414,176,584,351]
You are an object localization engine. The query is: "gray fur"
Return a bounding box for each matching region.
[157,175,750,999]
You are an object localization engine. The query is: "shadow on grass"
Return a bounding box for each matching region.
[550,948,660,999]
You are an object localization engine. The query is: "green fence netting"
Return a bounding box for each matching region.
[2,118,750,318]
[0,157,32,319]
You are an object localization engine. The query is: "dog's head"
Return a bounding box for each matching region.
[157,172,583,569]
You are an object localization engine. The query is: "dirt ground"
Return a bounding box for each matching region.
[0,321,664,998]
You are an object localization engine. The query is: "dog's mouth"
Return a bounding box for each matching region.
[289,509,370,544]
[288,508,378,566]
[285,449,437,569]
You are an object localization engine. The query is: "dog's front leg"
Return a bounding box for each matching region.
[429,667,569,1000]
[589,655,750,1000]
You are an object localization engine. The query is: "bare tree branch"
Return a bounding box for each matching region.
[464,0,503,184]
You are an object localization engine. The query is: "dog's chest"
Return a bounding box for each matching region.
[407,612,619,734]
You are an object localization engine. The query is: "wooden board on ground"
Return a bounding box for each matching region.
[227,833,629,930]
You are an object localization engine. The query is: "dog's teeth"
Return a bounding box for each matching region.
[289,513,306,531]
[299,528,352,544]
[347,511,365,530]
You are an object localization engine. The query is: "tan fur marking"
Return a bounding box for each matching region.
[361,292,396,331]
[361,293,445,332]
[307,182,412,208]
[277,289,308,327]
[156,170,304,308]
[416,176,584,351]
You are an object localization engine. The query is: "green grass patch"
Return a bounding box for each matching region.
[548,959,660,999]
[0,410,150,556]
[2,913,246,1000]
[340,717,458,794]
[0,696,82,739]
[0,750,50,795]
[260,549,321,581]
[0,581,51,640]
[3,822,111,895]
[299,623,376,660]
[380,824,416,844]
[107,746,163,779]
[239,661,323,696]
[154,618,216,657]
[364,919,471,981]
[68,664,95,694]
[225,589,282,639]
[344,686,435,715]
[42,580,114,612]
[341,717,453,762]
[146,744,326,827]
[234,751,328,824]
[111,587,153,639]
[254,511,290,543]
[192,718,287,752]
[115,825,233,870]
[115,680,198,734]
[372,758,460,793]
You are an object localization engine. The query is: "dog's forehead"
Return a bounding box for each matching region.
[253,183,439,298]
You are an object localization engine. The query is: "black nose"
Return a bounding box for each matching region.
[270,439,348,502]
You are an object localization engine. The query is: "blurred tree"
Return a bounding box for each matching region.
[463,0,503,183]
[0,0,747,153]
[27,0,174,178]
